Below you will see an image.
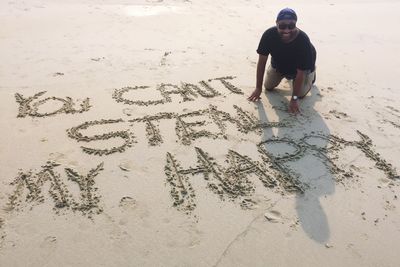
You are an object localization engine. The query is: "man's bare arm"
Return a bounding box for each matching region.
[248,54,268,101]
[288,69,305,114]
[292,69,305,97]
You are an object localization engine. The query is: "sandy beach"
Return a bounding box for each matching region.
[1,0,400,266]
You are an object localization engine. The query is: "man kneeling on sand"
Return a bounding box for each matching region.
[248,8,316,114]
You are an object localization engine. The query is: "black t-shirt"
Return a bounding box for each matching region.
[257,27,316,76]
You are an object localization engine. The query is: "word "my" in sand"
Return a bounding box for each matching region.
[6,161,104,218]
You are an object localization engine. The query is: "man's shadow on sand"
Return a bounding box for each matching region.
[255,83,334,244]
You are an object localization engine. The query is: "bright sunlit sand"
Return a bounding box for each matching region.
[124,5,184,17]
[0,0,399,266]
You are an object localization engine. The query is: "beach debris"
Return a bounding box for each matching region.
[264,210,282,223]
[119,165,131,172]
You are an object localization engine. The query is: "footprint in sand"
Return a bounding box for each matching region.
[119,196,137,212]
[118,197,150,226]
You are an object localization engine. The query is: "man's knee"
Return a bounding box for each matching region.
[264,65,283,91]
[264,86,276,91]
[264,77,282,91]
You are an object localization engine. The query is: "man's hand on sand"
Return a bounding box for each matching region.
[248,88,262,101]
[288,99,301,114]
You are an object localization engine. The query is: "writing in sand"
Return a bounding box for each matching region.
[9,76,399,217]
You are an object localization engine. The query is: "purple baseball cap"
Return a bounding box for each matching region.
[276,8,297,21]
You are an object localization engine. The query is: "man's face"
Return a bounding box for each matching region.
[276,19,297,41]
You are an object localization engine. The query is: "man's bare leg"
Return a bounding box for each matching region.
[264,65,284,91]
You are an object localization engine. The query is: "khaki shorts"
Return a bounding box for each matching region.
[264,65,316,98]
